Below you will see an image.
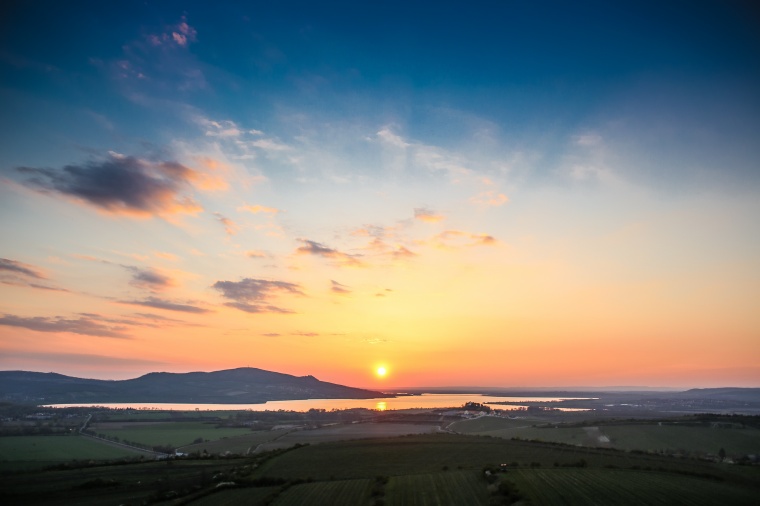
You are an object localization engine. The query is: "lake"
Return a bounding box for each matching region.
[47,393,592,412]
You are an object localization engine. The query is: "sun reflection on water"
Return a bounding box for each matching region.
[375,401,387,411]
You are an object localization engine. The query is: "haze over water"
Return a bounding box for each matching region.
[46,394,593,412]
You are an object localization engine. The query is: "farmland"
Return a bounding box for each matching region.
[385,470,489,505]
[88,421,253,448]
[0,434,147,470]
[451,415,760,458]
[509,468,758,505]
[1,432,758,505]
[275,478,374,506]
[178,428,292,455]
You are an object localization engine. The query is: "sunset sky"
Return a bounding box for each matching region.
[1,1,758,388]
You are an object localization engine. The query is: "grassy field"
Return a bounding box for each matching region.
[0,435,146,470]
[602,424,760,456]
[90,421,252,447]
[452,417,760,457]
[255,423,438,453]
[275,478,373,506]
[510,468,759,505]
[385,470,488,506]
[179,429,290,454]
[2,432,758,506]
[186,486,280,506]
[253,433,729,481]
[448,415,543,432]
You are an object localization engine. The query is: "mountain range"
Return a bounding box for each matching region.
[0,368,391,404]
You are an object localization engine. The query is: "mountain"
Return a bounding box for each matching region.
[0,368,392,404]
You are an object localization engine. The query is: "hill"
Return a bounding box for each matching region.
[0,367,391,404]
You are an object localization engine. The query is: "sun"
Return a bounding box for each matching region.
[376,366,387,378]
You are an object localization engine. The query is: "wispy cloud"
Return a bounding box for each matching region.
[470,190,509,207]
[0,258,46,279]
[423,230,498,249]
[0,257,67,291]
[14,153,205,218]
[296,239,364,267]
[213,212,239,235]
[238,204,281,214]
[330,280,351,295]
[414,207,445,223]
[212,278,303,314]
[125,266,175,292]
[119,296,211,314]
[0,314,131,338]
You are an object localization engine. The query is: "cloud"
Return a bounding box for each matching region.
[239,204,281,214]
[1,350,166,367]
[0,314,131,338]
[213,212,239,235]
[424,230,498,249]
[470,190,509,207]
[293,331,319,337]
[246,250,269,259]
[14,153,205,217]
[154,251,180,261]
[225,302,294,314]
[376,127,410,149]
[414,207,444,223]
[125,266,174,291]
[262,333,281,337]
[0,258,46,279]
[212,278,304,314]
[0,257,68,291]
[331,280,351,295]
[146,16,197,48]
[251,138,291,152]
[391,246,417,259]
[296,239,364,267]
[119,296,211,314]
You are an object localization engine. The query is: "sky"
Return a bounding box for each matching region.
[0,1,758,388]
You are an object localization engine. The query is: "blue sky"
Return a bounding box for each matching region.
[1,1,758,386]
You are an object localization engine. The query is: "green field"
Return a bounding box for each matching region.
[275,478,373,506]
[602,424,760,456]
[180,429,290,454]
[253,433,729,481]
[386,470,488,506]
[255,423,438,453]
[449,415,542,433]
[90,421,252,447]
[1,432,759,506]
[510,468,758,505]
[0,435,146,470]
[187,486,280,506]
[452,417,760,458]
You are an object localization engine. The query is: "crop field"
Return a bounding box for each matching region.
[602,424,760,456]
[449,415,542,433]
[385,470,488,506]
[0,457,240,505]
[2,432,758,506]
[0,435,144,470]
[255,422,438,452]
[89,421,252,447]
[510,468,759,506]
[453,418,760,457]
[187,486,279,506]
[252,433,726,481]
[179,428,291,454]
[274,478,373,506]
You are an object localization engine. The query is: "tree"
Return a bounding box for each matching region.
[718,448,726,461]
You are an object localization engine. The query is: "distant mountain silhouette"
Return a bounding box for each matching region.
[0,368,391,404]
